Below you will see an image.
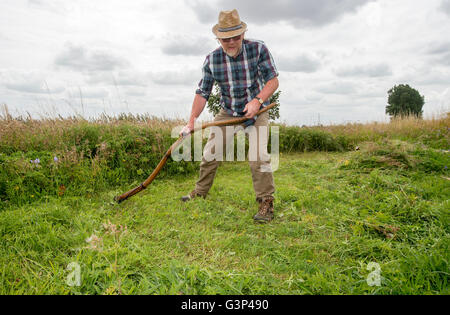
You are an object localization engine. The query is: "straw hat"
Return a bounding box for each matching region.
[212,9,247,39]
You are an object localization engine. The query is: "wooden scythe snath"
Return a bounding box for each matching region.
[114,103,276,203]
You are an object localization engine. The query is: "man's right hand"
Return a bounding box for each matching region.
[180,124,194,137]
[182,94,207,137]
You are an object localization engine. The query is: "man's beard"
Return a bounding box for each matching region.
[224,46,242,58]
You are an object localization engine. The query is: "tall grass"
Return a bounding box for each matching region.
[0,110,196,209]
[312,112,450,149]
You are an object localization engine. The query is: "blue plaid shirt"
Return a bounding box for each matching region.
[196,39,278,125]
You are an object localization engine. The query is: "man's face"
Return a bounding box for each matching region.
[219,34,244,57]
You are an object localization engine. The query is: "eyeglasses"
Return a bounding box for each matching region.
[219,35,242,43]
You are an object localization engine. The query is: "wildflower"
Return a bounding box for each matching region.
[58,185,66,196]
[54,156,59,162]
[35,158,40,164]
[85,234,103,251]
[86,234,100,243]
[103,220,127,236]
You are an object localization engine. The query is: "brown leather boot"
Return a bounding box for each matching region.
[180,190,206,202]
[253,196,274,223]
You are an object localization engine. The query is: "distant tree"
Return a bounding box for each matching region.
[207,82,281,121]
[386,84,424,119]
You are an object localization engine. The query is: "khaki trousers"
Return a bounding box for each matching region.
[195,109,275,201]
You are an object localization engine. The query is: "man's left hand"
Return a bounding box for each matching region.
[243,99,260,119]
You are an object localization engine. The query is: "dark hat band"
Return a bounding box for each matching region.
[218,24,243,32]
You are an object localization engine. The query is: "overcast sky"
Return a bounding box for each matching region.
[1,0,449,125]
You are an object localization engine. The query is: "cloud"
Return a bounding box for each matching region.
[161,35,216,56]
[441,0,450,16]
[425,41,450,66]
[28,0,45,6]
[335,63,392,77]
[149,69,201,86]
[426,41,450,54]
[27,0,68,15]
[5,81,65,94]
[185,0,217,24]
[316,81,358,95]
[123,87,147,97]
[74,87,109,99]
[429,50,450,67]
[188,0,375,28]
[277,54,321,73]
[399,67,450,86]
[87,68,201,87]
[437,52,450,66]
[55,43,129,73]
[1,71,65,94]
[86,70,149,87]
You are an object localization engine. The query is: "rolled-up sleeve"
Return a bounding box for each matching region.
[195,55,214,100]
[258,43,279,84]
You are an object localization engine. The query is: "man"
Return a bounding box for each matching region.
[180,9,279,223]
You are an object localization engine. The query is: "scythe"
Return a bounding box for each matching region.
[114,103,276,203]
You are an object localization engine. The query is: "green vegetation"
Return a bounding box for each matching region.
[386,84,425,119]
[0,111,448,294]
[206,82,281,120]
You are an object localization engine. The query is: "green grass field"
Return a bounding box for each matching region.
[1,141,448,294]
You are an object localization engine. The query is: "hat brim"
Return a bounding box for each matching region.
[212,22,247,39]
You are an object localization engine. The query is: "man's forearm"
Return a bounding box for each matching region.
[188,94,207,126]
[256,77,279,103]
